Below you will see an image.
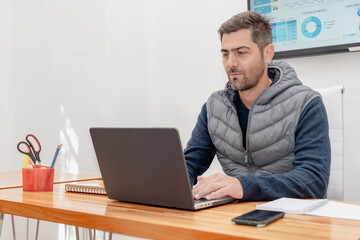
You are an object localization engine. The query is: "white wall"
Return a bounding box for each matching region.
[0,0,245,174]
[143,0,245,141]
[1,0,360,238]
[0,0,109,175]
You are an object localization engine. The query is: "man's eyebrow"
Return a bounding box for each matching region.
[221,46,250,52]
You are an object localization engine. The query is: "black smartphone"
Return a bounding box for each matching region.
[231,210,285,227]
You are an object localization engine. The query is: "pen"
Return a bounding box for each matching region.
[50,144,62,169]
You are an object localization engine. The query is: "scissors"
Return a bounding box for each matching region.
[17,134,42,165]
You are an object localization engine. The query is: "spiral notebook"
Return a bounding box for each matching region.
[65,182,106,195]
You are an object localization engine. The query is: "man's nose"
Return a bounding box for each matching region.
[226,53,238,69]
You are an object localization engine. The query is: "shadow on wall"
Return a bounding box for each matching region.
[58,105,79,174]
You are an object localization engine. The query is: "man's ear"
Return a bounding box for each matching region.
[263,44,275,63]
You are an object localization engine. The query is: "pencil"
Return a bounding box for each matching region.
[50,144,62,169]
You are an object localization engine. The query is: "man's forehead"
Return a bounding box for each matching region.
[221,29,255,50]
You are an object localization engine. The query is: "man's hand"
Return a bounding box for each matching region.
[192,173,244,200]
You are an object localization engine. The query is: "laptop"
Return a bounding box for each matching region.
[90,128,235,210]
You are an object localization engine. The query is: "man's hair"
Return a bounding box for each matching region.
[218,11,272,53]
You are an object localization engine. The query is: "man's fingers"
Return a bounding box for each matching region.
[193,175,216,198]
[205,186,228,200]
[193,181,219,199]
[192,173,244,200]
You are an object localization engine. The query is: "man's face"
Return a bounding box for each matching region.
[221,29,265,91]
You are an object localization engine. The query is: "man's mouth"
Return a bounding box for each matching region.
[230,71,243,78]
[229,68,243,77]
[231,72,242,76]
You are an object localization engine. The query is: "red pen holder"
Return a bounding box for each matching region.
[22,166,55,191]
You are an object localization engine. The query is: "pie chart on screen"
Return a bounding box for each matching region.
[301,16,322,38]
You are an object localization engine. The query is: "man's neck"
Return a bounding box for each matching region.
[238,76,272,109]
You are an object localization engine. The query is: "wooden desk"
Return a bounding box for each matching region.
[0,171,101,189]
[0,183,359,240]
[0,171,102,239]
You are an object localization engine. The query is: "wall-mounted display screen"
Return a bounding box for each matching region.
[248,0,360,58]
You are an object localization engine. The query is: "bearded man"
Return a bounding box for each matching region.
[185,11,331,201]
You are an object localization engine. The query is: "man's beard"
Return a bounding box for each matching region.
[228,64,265,91]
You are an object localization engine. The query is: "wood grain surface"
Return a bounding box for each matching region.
[0,181,359,240]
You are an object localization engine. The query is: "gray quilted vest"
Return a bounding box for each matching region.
[206,60,320,176]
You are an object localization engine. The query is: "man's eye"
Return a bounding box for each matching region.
[237,51,246,55]
[222,53,229,57]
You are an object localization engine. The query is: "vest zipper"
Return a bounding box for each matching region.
[245,97,257,167]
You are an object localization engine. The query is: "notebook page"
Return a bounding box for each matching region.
[307,201,360,220]
[256,197,328,214]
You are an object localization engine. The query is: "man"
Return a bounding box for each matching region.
[185,11,331,201]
